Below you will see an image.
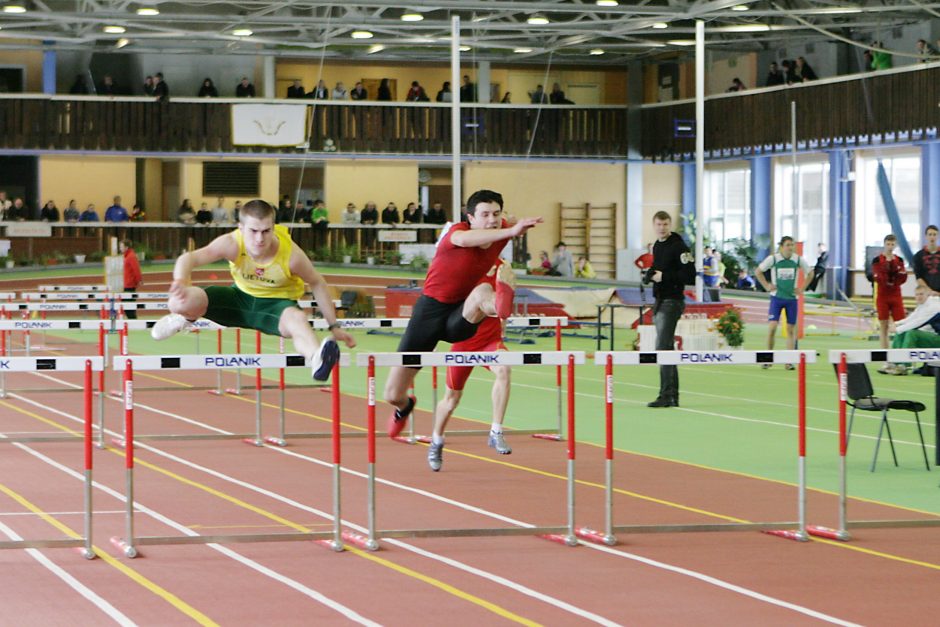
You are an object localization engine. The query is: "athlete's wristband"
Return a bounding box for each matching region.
[327,322,341,331]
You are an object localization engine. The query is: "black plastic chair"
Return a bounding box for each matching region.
[836,363,930,472]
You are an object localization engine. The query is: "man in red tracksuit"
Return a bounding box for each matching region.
[120,239,143,319]
[872,234,907,373]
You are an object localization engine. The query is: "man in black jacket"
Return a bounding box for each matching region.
[647,211,696,407]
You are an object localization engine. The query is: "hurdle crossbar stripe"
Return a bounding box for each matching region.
[38,284,108,292]
[113,353,350,371]
[0,292,18,300]
[827,348,940,364]
[18,292,170,301]
[298,299,344,309]
[595,349,817,366]
[0,356,104,372]
[357,351,585,367]
[5,303,106,312]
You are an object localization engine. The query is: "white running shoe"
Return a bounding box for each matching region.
[311,338,340,381]
[150,314,193,341]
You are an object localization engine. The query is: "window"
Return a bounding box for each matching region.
[704,167,750,246]
[203,161,260,197]
[774,160,830,255]
[854,153,920,266]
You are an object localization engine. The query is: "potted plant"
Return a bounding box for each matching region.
[715,307,745,348]
[74,253,86,264]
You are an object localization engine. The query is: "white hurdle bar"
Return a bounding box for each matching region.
[38,284,108,292]
[356,350,585,550]
[808,349,940,542]
[592,349,817,546]
[109,353,349,557]
[0,356,102,558]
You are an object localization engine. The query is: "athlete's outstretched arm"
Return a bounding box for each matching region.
[168,234,238,299]
[288,244,356,348]
[450,217,542,248]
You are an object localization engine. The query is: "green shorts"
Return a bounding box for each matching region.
[204,286,299,337]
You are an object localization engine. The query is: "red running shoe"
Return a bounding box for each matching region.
[387,395,416,438]
[494,261,516,319]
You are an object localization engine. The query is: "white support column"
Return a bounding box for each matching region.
[451,16,462,221]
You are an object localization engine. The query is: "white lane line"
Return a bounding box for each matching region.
[0,519,135,626]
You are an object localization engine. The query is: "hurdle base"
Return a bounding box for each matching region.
[341,531,379,551]
[224,388,242,396]
[264,436,287,447]
[575,527,617,546]
[392,436,415,445]
[314,538,345,552]
[242,438,264,447]
[413,435,432,444]
[207,389,224,396]
[110,536,139,558]
[806,525,850,541]
[762,529,809,542]
[111,437,126,449]
[108,389,123,397]
[539,533,578,547]
[532,433,562,442]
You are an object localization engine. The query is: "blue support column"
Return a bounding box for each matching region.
[42,44,56,94]
[681,162,695,228]
[828,150,853,299]
[750,156,771,261]
[922,141,940,231]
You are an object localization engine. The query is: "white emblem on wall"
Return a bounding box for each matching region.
[232,104,307,147]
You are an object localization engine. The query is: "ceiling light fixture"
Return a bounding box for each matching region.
[731,4,750,10]
[459,45,472,52]
[116,38,130,49]
[367,44,385,54]
[527,15,549,25]
[351,30,373,39]
[811,6,862,14]
[400,12,423,22]
[103,25,126,34]
[589,48,605,55]
[651,22,668,29]
[717,23,770,32]
[2,4,27,13]
[136,7,159,15]
[596,0,619,6]
[232,28,253,37]
[513,47,533,53]
[666,39,696,46]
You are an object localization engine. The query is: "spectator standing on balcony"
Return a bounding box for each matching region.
[120,239,143,319]
[350,82,367,100]
[862,50,874,71]
[360,200,379,250]
[0,190,10,219]
[549,82,573,104]
[795,57,818,81]
[381,202,401,225]
[436,81,452,102]
[916,39,938,62]
[765,62,785,87]
[781,60,798,84]
[105,196,129,223]
[79,203,99,222]
[69,75,89,95]
[142,75,155,96]
[529,84,548,104]
[153,73,169,101]
[130,203,147,222]
[460,75,476,102]
[406,81,429,102]
[63,200,80,222]
[310,80,329,100]
[235,77,255,98]
[211,197,230,224]
[871,43,893,70]
[332,82,348,100]
[198,78,218,97]
[177,199,196,225]
[40,200,59,222]
[376,78,392,101]
[99,75,117,96]
[341,202,360,245]
[402,202,422,224]
[727,77,746,92]
[286,80,305,99]
[9,198,31,220]
[311,199,329,248]
[196,202,213,225]
[501,92,512,103]
[277,199,297,223]
[426,202,446,225]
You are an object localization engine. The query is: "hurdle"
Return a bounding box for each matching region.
[109,354,346,557]
[0,356,102,558]
[38,284,108,292]
[589,349,817,545]
[357,350,585,549]
[808,349,940,542]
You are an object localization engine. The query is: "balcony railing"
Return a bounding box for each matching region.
[0,95,628,158]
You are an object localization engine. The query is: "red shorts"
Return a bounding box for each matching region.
[446,317,505,391]
[876,293,906,322]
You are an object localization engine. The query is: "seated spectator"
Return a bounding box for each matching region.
[436,81,452,103]
[277,199,301,223]
[795,57,818,81]
[376,78,392,101]
[152,72,169,101]
[535,250,556,275]
[40,200,60,222]
[99,74,117,96]
[311,199,329,246]
[381,202,400,225]
[69,74,89,95]
[863,50,874,71]
[63,199,80,222]
[549,82,573,104]
[0,190,10,219]
[736,268,756,290]
[916,39,938,62]
[195,202,213,224]
[341,202,360,224]
[405,81,429,102]
[765,62,785,87]
[79,203,99,222]
[360,201,378,225]
[235,77,255,98]
[309,80,329,100]
[105,195,129,222]
[781,59,798,84]
[142,75,154,96]
[176,199,196,225]
[529,84,548,104]
[575,257,596,279]
[727,77,746,92]
[211,197,230,223]
[8,197,30,221]
[130,203,146,222]
[232,200,242,222]
[426,201,446,224]
[500,92,512,103]
[402,202,421,224]
[552,242,573,277]
[634,242,653,272]
[198,78,219,97]
[286,80,305,99]
[332,82,348,100]
[871,43,892,70]
[350,82,367,100]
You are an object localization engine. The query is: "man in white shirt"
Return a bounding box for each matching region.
[0,190,11,220]
[887,285,940,375]
[211,196,231,224]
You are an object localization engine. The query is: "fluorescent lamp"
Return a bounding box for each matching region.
[116,38,130,49]
[104,25,126,34]
[596,0,619,6]
[401,12,423,22]
[351,30,373,39]
[731,4,749,10]
[513,47,533,53]
[667,39,696,46]
[527,15,549,25]
[589,48,605,55]
[2,4,26,13]
[232,28,253,37]
[460,45,472,52]
[651,22,668,29]
[136,7,159,16]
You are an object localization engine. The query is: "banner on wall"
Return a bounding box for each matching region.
[231,104,307,147]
